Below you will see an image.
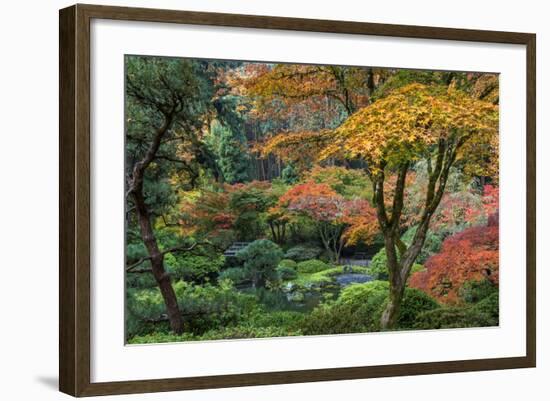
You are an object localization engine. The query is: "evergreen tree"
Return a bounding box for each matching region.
[281,163,299,184]
[210,120,250,184]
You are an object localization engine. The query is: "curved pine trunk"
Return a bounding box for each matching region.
[134,191,184,334]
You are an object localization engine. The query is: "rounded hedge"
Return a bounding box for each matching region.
[296,259,331,274]
[413,304,496,330]
[397,287,439,328]
[276,265,298,280]
[278,259,298,269]
[284,245,322,262]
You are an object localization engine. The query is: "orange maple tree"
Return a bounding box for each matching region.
[277,182,378,262]
[261,83,498,328]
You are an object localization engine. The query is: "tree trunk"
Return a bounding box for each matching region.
[133,191,184,334]
[126,111,184,335]
[380,277,406,329]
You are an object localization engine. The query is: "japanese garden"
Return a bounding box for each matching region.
[125,56,500,343]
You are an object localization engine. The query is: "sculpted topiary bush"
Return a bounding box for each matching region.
[236,239,284,288]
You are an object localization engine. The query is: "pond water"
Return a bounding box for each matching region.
[239,272,375,313]
[334,273,374,287]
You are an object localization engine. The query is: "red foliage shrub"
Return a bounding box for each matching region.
[409,220,499,304]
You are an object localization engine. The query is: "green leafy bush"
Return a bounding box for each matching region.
[301,281,439,334]
[397,288,439,328]
[249,310,306,331]
[413,305,496,329]
[218,267,250,285]
[128,324,302,344]
[284,245,322,262]
[237,239,284,288]
[472,292,499,325]
[165,253,225,283]
[367,248,389,280]
[459,279,498,304]
[301,281,389,335]
[126,271,157,289]
[339,280,389,308]
[278,259,298,269]
[301,302,377,335]
[296,259,331,274]
[277,265,298,280]
[126,279,259,338]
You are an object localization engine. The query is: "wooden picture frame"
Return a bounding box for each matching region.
[59,3,536,397]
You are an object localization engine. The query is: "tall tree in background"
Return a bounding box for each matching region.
[125,56,216,334]
[210,120,250,184]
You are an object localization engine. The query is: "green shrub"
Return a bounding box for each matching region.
[473,292,499,325]
[277,265,298,280]
[126,279,260,338]
[339,281,389,308]
[292,266,370,288]
[174,280,260,333]
[218,267,250,285]
[302,281,389,335]
[249,310,306,331]
[278,259,297,269]
[165,253,225,283]
[128,324,302,344]
[126,271,157,289]
[301,302,377,335]
[236,239,284,288]
[459,279,498,304]
[367,248,389,280]
[413,306,495,329]
[339,281,438,329]
[284,245,322,261]
[128,332,196,344]
[397,288,439,328]
[249,287,300,311]
[296,259,330,274]
[301,281,440,334]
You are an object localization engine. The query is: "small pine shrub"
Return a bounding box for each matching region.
[218,267,250,285]
[236,239,284,288]
[276,265,298,280]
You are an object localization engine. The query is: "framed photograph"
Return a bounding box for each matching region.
[59,4,536,397]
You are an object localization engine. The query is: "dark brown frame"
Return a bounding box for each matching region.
[59,3,536,397]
